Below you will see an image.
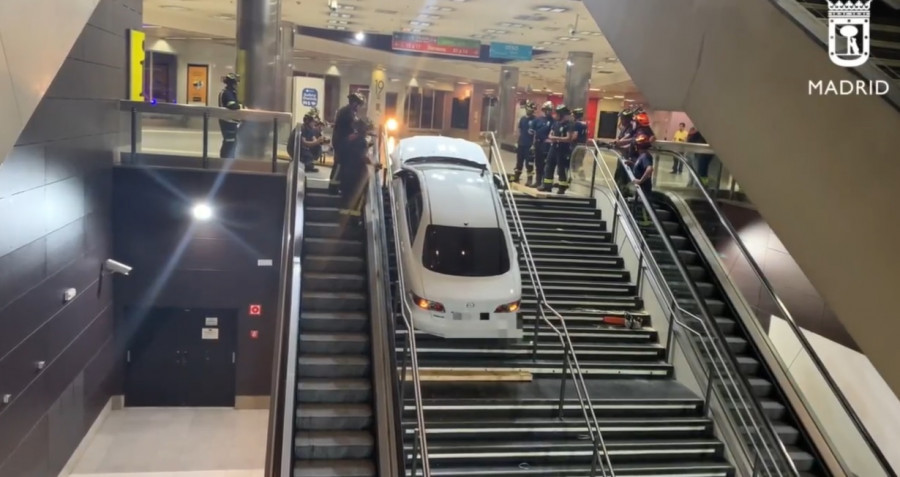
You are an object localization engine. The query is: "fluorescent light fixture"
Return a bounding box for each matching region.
[192,203,213,221]
[329,12,352,18]
[212,13,235,20]
[613,95,625,99]
[498,22,526,28]
[624,99,635,102]
[340,4,356,10]
[402,27,427,33]
[354,31,365,41]
[457,81,469,85]
[390,78,400,82]
[409,21,431,27]
[484,29,508,34]
[160,4,189,10]
[579,31,603,36]
[605,57,618,62]
[566,60,573,66]
[426,5,454,11]
[536,6,567,13]
[589,88,601,91]
[328,19,348,25]
[536,41,560,46]
[417,14,440,20]
[327,25,347,30]
[557,36,582,41]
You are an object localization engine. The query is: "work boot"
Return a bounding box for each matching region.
[556,187,567,195]
[524,174,534,187]
[513,171,522,183]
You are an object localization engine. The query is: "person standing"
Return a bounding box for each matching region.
[540,104,577,195]
[671,122,688,173]
[330,92,366,194]
[287,111,324,173]
[571,108,590,180]
[688,127,713,186]
[339,118,375,219]
[629,133,655,225]
[513,101,537,184]
[527,101,555,188]
[217,73,242,159]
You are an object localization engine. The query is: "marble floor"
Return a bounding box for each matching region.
[67,408,268,477]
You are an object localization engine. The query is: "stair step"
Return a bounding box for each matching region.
[295,403,373,430]
[297,379,372,403]
[294,459,375,477]
[303,273,366,292]
[294,431,374,460]
[300,332,370,354]
[298,355,371,378]
[304,256,366,274]
[301,312,369,332]
[413,461,733,476]
[306,192,342,208]
[302,292,367,312]
[305,237,364,256]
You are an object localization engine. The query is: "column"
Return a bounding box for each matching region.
[277,22,294,115]
[369,67,387,128]
[235,0,282,158]
[497,66,519,143]
[564,51,593,112]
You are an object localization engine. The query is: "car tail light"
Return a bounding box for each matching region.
[495,300,521,313]
[412,293,445,313]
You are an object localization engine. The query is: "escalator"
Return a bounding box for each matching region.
[581,0,900,392]
[640,196,825,475]
[292,187,376,476]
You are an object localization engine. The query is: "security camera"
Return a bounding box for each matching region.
[103,259,133,276]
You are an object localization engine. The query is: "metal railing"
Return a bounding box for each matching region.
[264,135,305,477]
[655,149,896,477]
[577,142,797,477]
[484,132,614,477]
[381,130,432,477]
[119,100,292,172]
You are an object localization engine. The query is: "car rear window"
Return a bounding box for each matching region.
[422,225,510,277]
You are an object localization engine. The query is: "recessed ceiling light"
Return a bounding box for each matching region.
[535,6,567,13]
[390,78,400,82]
[425,5,454,12]
[160,5,188,10]
[329,12,352,18]
[340,4,356,10]
[409,21,431,27]
[605,57,618,62]
[354,31,365,41]
[402,27,427,33]
[536,41,560,46]
[579,31,603,36]
[557,36,582,41]
[328,19,348,25]
[417,14,440,20]
[470,34,496,39]
[327,25,347,30]
[457,81,469,85]
[484,29,508,34]
[498,22,526,28]
[212,13,235,20]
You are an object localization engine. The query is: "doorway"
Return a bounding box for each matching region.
[125,307,237,407]
[186,64,209,105]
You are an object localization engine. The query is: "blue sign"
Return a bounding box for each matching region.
[489,42,533,61]
[301,88,318,107]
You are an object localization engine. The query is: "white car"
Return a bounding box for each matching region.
[389,136,523,340]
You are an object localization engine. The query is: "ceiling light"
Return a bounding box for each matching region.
[613,95,625,99]
[329,12,352,18]
[579,31,603,36]
[557,36,582,41]
[566,60,573,67]
[328,19,348,25]
[470,34,496,39]
[390,78,400,82]
[449,0,468,2]
[327,25,347,30]
[498,22,526,28]
[484,29,508,34]
[536,41,561,46]
[212,13,235,20]
[535,6,567,13]
[589,88,601,91]
[354,31,365,41]
[402,27,427,33]
[624,99,636,102]
[605,57,618,62]
[192,203,213,221]
[457,81,469,85]
[160,5,188,10]
[340,4,356,10]
[425,5,454,12]
[417,14,440,20]
[409,21,431,27]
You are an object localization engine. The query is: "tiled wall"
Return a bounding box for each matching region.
[0,0,141,475]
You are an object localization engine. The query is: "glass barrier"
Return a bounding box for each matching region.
[648,147,895,477]
[119,100,293,172]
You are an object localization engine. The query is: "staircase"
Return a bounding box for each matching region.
[636,196,825,475]
[385,186,734,476]
[294,189,376,477]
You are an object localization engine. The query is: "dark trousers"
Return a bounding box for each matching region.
[672,157,683,173]
[696,154,713,178]
[329,144,344,193]
[534,143,549,182]
[339,159,369,214]
[514,144,534,175]
[219,128,237,159]
[543,148,571,188]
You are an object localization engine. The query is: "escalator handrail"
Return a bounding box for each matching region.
[265,143,306,477]
[484,132,615,477]
[384,132,432,477]
[586,142,797,477]
[661,149,896,476]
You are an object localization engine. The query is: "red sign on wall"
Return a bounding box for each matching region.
[249,304,262,316]
[250,330,259,339]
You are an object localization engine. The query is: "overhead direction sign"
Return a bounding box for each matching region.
[489,42,533,61]
[392,33,481,59]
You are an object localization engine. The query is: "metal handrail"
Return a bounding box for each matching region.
[584,142,797,477]
[483,132,614,477]
[383,132,432,477]
[659,149,896,476]
[264,136,305,477]
[118,100,293,121]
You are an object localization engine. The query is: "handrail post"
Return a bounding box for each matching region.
[589,158,597,198]
[558,350,570,418]
[635,252,644,296]
[272,118,279,173]
[665,310,676,363]
[610,203,618,243]
[130,107,137,162]
[202,113,209,169]
[410,428,420,476]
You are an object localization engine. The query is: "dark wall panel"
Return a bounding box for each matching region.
[0,0,141,474]
[715,203,859,351]
[113,167,286,397]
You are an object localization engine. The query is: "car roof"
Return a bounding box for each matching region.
[394,136,489,167]
[420,168,500,228]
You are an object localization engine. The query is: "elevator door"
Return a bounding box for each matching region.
[125,307,237,407]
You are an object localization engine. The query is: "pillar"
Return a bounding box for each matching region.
[369,67,387,128]
[235,0,282,158]
[564,51,593,113]
[277,22,294,115]
[497,66,519,142]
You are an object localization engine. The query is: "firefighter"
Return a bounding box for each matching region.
[287,111,324,173]
[540,104,577,194]
[513,101,537,184]
[571,108,589,180]
[330,92,366,194]
[339,117,375,219]
[526,101,555,188]
[612,106,638,187]
[217,73,242,159]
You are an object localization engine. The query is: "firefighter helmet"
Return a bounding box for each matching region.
[634,111,651,127]
[348,92,366,105]
[572,108,585,118]
[555,104,570,116]
[222,73,239,85]
[541,101,554,111]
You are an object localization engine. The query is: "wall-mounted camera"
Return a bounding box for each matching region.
[103,259,133,276]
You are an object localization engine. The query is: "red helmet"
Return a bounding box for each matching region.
[634,112,650,127]
[634,133,653,149]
